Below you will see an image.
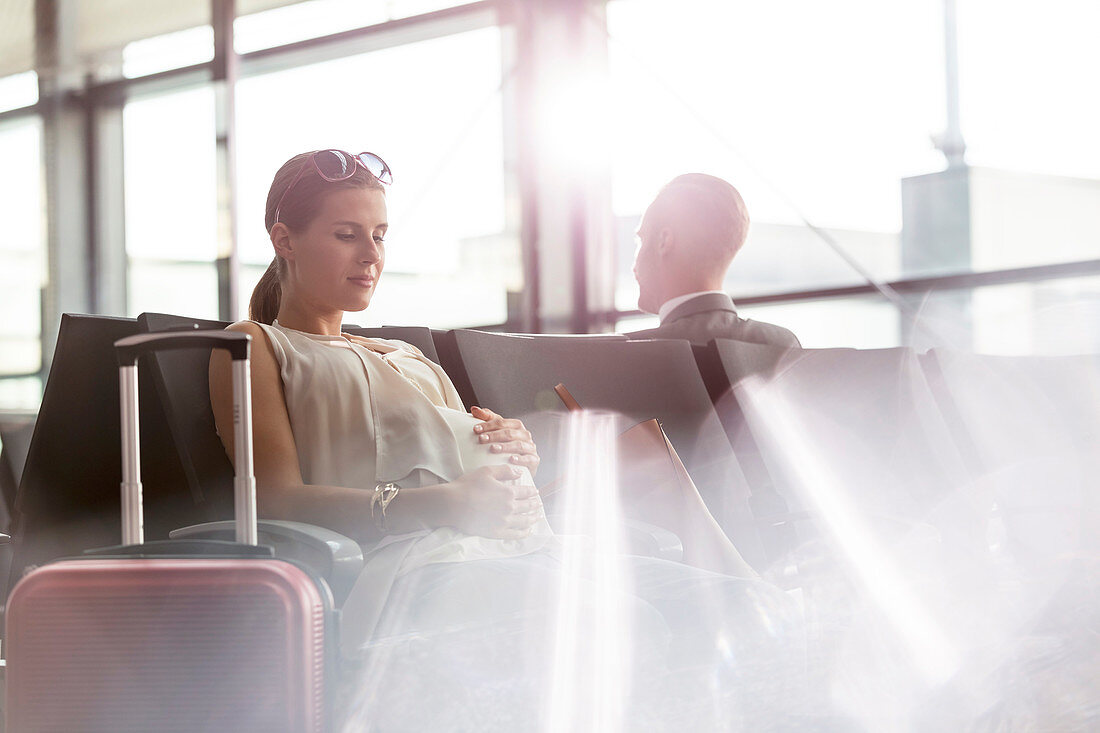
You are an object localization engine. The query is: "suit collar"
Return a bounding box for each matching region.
[661,292,737,324]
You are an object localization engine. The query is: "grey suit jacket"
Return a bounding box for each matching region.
[626,292,801,348]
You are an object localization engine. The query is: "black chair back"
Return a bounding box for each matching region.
[738,346,970,544]
[696,339,799,561]
[0,418,35,530]
[0,417,35,614]
[922,348,1100,563]
[443,329,765,565]
[7,314,194,603]
[138,312,237,519]
[436,330,627,411]
[434,329,477,409]
[343,326,441,365]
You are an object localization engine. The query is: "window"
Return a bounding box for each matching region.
[620,274,1100,356]
[0,116,45,409]
[615,296,899,350]
[958,0,1100,182]
[123,26,214,78]
[0,0,34,101]
[0,117,44,374]
[739,297,901,351]
[123,86,220,320]
[614,215,901,313]
[84,0,213,81]
[606,0,943,311]
[606,0,1100,328]
[0,71,38,112]
[235,0,480,54]
[953,275,1100,356]
[235,26,512,326]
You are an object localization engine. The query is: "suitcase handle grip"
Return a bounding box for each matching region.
[116,330,250,366]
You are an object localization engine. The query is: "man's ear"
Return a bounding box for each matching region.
[656,226,675,256]
[270,222,295,260]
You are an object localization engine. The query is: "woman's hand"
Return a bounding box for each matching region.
[471,405,541,477]
[445,465,543,540]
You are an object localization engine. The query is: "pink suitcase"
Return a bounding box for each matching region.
[5,330,330,732]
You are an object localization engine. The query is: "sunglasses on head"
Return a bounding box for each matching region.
[274,149,393,225]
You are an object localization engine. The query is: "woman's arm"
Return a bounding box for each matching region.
[209,322,541,544]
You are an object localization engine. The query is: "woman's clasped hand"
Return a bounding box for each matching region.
[444,465,544,540]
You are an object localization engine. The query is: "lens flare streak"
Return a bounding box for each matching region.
[545,411,632,733]
[738,377,961,685]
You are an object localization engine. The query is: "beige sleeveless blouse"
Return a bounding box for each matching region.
[253,321,553,655]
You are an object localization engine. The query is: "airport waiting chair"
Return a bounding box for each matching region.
[138,313,236,516]
[0,418,35,599]
[0,418,35,525]
[4,314,206,608]
[694,338,801,564]
[0,416,35,537]
[440,328,765,567]
[728,345,975,571]
[343,325,441,365]
[4,312,361,612]
[434,328,477,409]
[922,348,1100,566]
[434,329,626,410]
[922,348,1100,470]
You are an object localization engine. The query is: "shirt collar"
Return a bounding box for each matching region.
[657,290,730,324]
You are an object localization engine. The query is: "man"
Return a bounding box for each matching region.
[626,173,800,348]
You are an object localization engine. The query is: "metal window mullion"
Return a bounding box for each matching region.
[0,104,41,124]
[506,2,541,333]
[36,0,92,371]
[213,0,239,323]
[603,258,1100,322]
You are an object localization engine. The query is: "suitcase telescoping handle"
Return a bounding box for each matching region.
[114,330,257,547]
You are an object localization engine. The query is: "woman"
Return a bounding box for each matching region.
[210,150,801,730]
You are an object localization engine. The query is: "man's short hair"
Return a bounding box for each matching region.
[650,173,750,260]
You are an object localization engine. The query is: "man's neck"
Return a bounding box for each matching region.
[657,289,727,323]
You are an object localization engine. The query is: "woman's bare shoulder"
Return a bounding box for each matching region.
[223,321,278,354]
[225,320,267,337]
[210,321,280,371]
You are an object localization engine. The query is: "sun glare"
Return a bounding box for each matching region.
[536,71,612,177]
[545,410,631,732]
[738,376,961,687]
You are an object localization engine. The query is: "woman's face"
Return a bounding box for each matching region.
[285,187,388,313]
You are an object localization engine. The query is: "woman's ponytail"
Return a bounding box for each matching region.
[248,257,282,324]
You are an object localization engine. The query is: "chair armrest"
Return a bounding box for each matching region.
[169,520,364,604]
